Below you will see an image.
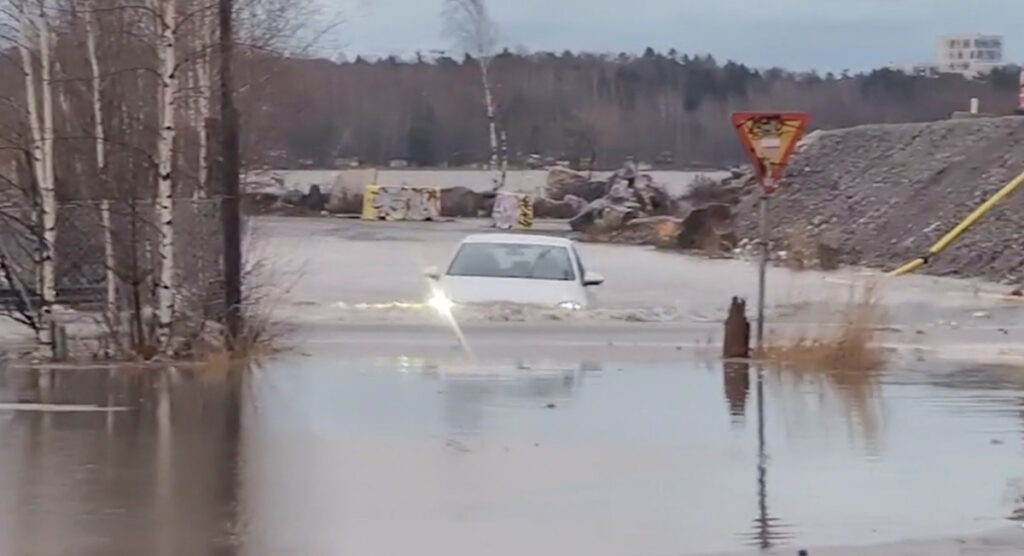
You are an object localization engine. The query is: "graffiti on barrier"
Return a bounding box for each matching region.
[492,192,534,230]
[361,185,441,221]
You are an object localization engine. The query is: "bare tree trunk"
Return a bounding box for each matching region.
[194,7,212,199]
[479,58,499,185]
[17,7,46,206]
[86,3,105,172]
[220,0,243,345]
[155,0,177,349]
[18,0,58,342]
[101,199,118,332]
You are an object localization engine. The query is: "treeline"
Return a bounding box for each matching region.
[246,49,1024,169]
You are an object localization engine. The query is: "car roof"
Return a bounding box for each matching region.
[461,233,574,247]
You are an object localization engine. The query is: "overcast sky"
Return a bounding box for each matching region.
[330,0,1023,72]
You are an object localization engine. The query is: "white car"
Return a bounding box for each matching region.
[424,234,604,310]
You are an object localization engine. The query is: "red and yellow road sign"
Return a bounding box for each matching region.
[731,112,809,193]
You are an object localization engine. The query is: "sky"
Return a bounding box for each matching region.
[329,0,1023,72]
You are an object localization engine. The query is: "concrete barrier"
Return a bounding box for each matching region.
[492,192,534,230]
[360,185,441,221]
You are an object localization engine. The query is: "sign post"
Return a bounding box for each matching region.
[731,112,809,352]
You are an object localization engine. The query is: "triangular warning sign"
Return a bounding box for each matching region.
[731,112,809,192]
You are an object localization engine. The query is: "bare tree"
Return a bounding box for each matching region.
[442,0,501,186]
[154,0,177,349]
[12,0,58,341]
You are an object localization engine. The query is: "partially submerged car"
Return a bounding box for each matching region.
[424,234,604,310]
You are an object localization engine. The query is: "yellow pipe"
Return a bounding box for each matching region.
[889,168,1024,276]
[890,258,926,277]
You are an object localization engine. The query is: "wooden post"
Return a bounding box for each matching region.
[723,296,750,359]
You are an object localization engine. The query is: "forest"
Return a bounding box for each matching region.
[248,49,1024,169]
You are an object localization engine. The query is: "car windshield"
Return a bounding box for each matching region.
[447,242,576,281]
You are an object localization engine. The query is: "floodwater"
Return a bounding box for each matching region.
[2,355,1024,555]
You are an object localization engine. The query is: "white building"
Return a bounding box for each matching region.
[936,34,1004,76]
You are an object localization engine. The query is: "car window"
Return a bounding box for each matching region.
[447,243,576,281]
[571,246,586,284]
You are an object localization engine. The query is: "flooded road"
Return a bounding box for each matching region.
[2,353,1024,555]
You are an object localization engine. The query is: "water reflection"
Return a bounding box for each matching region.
[723,362,750,424]
[0,365,245,556]
[438,362,591,433]
[2,357,1024,555]
[736,365,795,549]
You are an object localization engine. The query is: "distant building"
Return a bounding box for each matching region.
[886,62,939,77]
[936,34,1004,76]
[890,34,1007,79]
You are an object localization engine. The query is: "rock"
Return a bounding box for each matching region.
[280,189,304,206]
[303,185,326,211]
[545,167,607,201]
[241,192,282,214]
[441,186,493,217]
[677,203,736,252]
[605,216,682,246]
[326,169,376,213]
[569,198,642,234]
[534,195,585,219]
[326,190,362,214]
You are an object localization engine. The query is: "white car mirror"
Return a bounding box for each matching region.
[583,271,604,287]
[423,266,441,280]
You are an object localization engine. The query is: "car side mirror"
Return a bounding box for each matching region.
[423,266,441,281]
[583,271,604,287]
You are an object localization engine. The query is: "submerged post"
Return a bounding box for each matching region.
[723,296,750,359]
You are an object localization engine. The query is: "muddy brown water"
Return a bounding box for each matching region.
[1,356,1023,555]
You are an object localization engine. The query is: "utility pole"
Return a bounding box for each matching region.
[219,0,242,345]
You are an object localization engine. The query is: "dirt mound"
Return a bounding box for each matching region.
[735,116,1024,283]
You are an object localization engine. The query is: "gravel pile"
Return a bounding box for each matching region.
[735,116,1024,283]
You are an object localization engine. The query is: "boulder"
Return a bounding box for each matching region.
[534,194,587,219]
[327,169,376,213]
[303,184,326,212]
[569,198,642,234]
[280,189,304,206]
[326,190,362,214]
[676,203,736,252]
[607,174,674,214]
[545,167,607,201]
[241,192,282,214]
[441,187,494,217]
[605,216,682,247]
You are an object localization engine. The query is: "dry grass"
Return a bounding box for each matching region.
[761,282,886,443]
[760,282,885,372]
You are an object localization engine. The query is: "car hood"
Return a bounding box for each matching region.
[439,276,584,307]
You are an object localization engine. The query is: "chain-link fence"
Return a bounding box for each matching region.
[0,197,225,337]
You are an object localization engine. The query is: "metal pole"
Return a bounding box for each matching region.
[755,190,769,352]
[219,0,242,345]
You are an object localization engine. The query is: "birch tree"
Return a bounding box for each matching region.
[193,4,211,198]
[442,0,502,187]
[154,0,177,348]
[14,0,57,339]
[85,1,104,172]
